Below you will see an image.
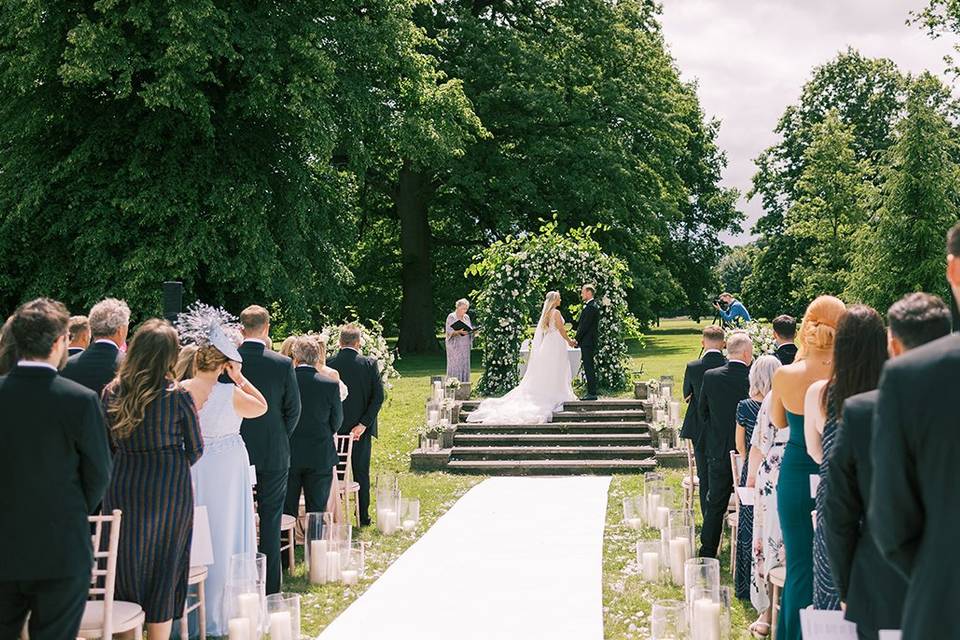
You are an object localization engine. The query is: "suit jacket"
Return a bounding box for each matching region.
[328,348,385,439]
[290,366,343,472]
[68,347,85,357]
[575,299,599,348]
[237,341,301,472]
[775,343,798,366]
[824,390,906,633]
[698,361,750,459]
[680,350,727,443]
[62,340,123,397]
[0,366,112,580]
[869,333,960,640]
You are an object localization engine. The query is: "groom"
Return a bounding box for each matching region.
[574,284,599,400]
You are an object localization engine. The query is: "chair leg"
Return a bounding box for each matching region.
[180,609,188,640]
[287,529,296,569]
[199,580,206,640]
[135,622,144,640]
[730,522,738,574]
[770,583,780,639]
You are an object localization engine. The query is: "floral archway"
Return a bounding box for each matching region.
[467,222,631,396]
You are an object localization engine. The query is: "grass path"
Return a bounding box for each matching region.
[289,318,755,639]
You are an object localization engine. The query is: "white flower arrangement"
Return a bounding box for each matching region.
[724,321,778,357]
[322,320,399,390]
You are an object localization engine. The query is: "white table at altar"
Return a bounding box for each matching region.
[518,340,582,382]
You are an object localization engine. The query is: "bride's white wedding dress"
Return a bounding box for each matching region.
[467,319,577,424]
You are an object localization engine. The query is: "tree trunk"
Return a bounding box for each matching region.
[395,165,442,355]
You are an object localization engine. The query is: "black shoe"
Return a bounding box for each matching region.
[359,519,372,528]
[581,395,598,401]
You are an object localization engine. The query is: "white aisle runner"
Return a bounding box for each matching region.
[318,476,611,640]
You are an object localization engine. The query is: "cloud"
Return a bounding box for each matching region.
[660,0,956,244]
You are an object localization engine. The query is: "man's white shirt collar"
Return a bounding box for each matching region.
[704,348,722,355]
[94,339,119,348]
[17,360,57,371]
[340,346,360,354]
[729,359,748,366]
[243,338,267,346]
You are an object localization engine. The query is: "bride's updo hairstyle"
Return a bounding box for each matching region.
[195,344,230,373]
[538,291,562,328]
[797,295,847,358]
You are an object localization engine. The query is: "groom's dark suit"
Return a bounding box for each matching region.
[681,349,727,515]
[575,298,599,397]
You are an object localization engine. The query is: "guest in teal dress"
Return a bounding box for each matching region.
[769,296,846,640]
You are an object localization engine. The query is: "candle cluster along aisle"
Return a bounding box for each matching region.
[304,512,370,589]
[225,552,268,640]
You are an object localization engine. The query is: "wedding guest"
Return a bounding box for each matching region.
[445,299,474,383]
[179,306,267,636]
[772,315,798,365]
[770,295,845,640]
[825,293,950,639]
[744,356,783,637]
[174,344,198,381]
[870,223,960,640]
[698,331,752,558]
[63,297,130,397]
[574,285,600,400]
[0,315,16,375]
[101,320,203,640]
[281,334,348,400]
[804,305,887,612]
[329,324,385,526]
[715,292,751,326]
[285,336,343,518]
[0,299,111,640]
[734,355,779,602]
[67,315,90,356]
[680,325,727,516]
[236,305,301,594]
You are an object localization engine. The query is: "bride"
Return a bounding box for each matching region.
[468,291,577,424]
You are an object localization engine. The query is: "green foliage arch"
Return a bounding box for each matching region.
[467,223,631,396]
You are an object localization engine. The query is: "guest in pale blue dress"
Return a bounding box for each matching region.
[445,299,473,383]
[179,327,268,636]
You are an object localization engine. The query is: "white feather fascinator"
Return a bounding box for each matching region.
[176,303,243,363]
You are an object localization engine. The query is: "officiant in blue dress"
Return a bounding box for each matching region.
[445,299,473,383]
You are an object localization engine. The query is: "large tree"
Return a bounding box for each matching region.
[847,73,960,307]
[0,1,479,324]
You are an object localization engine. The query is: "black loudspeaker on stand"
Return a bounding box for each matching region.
[163,281,183,324]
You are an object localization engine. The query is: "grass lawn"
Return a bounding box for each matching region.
[288,318,755,639]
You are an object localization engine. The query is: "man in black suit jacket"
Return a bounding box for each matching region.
[236,306,301,594]
[62,298,129,397]
[697,331,752,558]
[574,284,600,400]
[284,336,343,517]
[0,299,112,640]
[681,325,727,516]
[870,227,960,640]
[825,293,950,640]
[772,314,798,365]
[67,315,89,357]
[328,325,385,526]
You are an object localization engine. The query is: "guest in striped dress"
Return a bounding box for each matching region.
[102,319,204,640]
[802,305,887,611]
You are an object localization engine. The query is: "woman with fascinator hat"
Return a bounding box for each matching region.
[178,305,268,636]
[767,296,847,640]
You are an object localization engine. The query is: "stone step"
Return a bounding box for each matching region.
[450,445,656,461]
[455,421,650,435]
[459,399,647,413]
[459,411,648,425]
[453,433,652,447]
[445,458,657,475]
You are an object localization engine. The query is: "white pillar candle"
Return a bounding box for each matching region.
[402,518,417,531]
[380,509,397,535]
[668,537,690,586]
[627,517,643,530]
[341,569,359,585]
[670,401,681,423]
[309,539,328,584]
[228,618,250,640]
[641,551,660,582]
[326,550,342,581]
[268,611,292,640]
[428,410,439,425]
[236,593,260,637]
[693,597,721,640]
[656,506,670,529]
[646,493,661,523]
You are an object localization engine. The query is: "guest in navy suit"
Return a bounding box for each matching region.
[680,325,727,515]
[0,299,112,640]
[63,298,129,397]
[772,315,798,365]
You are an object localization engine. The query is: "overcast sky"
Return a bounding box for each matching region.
[659,0,958,244]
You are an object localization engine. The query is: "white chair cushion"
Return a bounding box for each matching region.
[280,514,296,530]
[339,482,360,493]
[79,601,144,635]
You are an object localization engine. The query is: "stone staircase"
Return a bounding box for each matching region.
[442,399,657,475]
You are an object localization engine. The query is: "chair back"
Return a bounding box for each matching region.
[729,450,744,508]
[89,510,123,639]
[686,439,696,486]
[334,434,355,484]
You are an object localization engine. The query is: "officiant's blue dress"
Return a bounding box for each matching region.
[777,411,817,640]
[191,383,258,636]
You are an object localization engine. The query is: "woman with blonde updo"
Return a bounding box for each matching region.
[177,305,268,637]
[769,296,846,640]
